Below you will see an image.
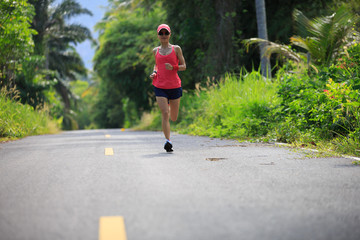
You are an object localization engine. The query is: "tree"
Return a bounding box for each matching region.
[332,0,360,23]
[93,0,165,128]
[28,0,92,129]
[0,0,36,88]
[162,0,332,86]
[244,7,359,69]
[255,0,271,78]
[163,0,241,87]
[291,6,358,67]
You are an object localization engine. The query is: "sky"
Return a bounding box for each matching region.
[54,0,109,70]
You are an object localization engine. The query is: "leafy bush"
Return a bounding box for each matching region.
[274,71,330,141]
[272,43,359,152]
[177,71,280,138]
[0,0,36,82]
[0,87,59,139]
[318,44,360,88]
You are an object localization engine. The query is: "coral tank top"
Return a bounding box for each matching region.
[153,46,181,89]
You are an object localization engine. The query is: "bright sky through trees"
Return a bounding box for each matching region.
[54,0,108,70]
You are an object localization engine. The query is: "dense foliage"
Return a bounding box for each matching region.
[176,72,280,138]
[93,1,165,128]
[0,87,59,139]
[0,0,93,130]
[0,0,36,87]
[163,0,333,88]
[27,0,93,129]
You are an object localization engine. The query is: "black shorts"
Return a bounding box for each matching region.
[154,86,182,100]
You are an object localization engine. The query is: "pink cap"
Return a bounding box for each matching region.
[157,24,171,33]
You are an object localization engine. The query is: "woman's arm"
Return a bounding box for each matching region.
[150,47,158,79]
[175,45,186,71]
[165,45,186,71]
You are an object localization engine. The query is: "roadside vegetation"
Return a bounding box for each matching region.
[1,0,93,140]
[0,87,59,141]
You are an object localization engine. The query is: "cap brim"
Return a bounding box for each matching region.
[158,28,170,33]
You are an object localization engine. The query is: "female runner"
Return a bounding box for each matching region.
[149,24,186,152]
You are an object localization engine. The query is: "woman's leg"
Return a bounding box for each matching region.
[169,98,180,122]
[156,96,170,140]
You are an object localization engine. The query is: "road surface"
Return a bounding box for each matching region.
[0,129,359,240]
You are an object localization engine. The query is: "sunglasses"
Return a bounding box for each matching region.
[158,31,170,36]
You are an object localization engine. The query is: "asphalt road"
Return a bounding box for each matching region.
[0,129,359,240]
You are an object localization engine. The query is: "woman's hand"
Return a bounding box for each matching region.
[165,63,173,70]
[150,71,157,79]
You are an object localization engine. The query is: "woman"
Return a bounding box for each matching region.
[150,24,186,152]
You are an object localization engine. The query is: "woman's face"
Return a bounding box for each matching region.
[158,29,170,43]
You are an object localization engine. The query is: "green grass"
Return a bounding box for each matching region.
[176,71,280,138]
[0,88,60,141]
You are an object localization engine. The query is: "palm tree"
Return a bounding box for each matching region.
[291,6,357,66]
[255,0,271,78]
[244,6,358,68]
[29,0,92,129]
[30,0,92,56]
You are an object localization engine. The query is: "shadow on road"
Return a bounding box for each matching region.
[142,152,175,158]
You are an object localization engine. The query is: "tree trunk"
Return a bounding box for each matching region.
[255,0,271,78]
[213,0,238,76]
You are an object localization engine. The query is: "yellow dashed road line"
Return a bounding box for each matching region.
[99,216,127,240]
[105,135,113,155]
[105,148,114,156]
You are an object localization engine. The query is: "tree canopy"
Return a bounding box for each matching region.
[0,0,36,87]
[93,1,165,128]
[1,0,92,130]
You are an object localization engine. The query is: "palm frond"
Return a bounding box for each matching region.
[53,0,92,21]
[243,38,302,62]
[49,48,86,80]
[289,36,309,51]
[292,7,358,66]
[293,9,315,37]
[49,24,92,44]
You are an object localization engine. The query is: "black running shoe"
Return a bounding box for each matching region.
[164,140,173,152]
